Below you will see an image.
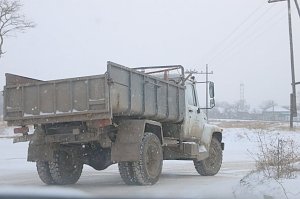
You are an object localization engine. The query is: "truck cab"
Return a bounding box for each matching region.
[184,81,206,141]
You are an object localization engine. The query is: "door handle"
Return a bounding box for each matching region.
[189,109,193,113]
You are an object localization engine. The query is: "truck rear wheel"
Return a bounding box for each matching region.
[194,137,222,176]
[36,161,55,185]
[132,132,163,185]
[49,150,83,185]
[118,162,138,185]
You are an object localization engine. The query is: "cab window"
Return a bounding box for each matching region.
[186,84,197,106]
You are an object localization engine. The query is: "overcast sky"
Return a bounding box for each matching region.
[0,0,299,108]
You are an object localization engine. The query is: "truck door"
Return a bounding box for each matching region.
[185,83,202,140]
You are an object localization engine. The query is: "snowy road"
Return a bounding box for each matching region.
[0,160,253,198]
[0,128,256,199]
[1,127,299,199]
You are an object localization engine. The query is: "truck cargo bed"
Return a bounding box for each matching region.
[3,62,185,126]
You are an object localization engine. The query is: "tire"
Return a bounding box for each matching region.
[132,132,163,185]
[194,137,222,176]
[49,150,83,185]
[118,162,138,185]
[36,161,55,185]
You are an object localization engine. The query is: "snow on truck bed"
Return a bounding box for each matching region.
[0,121,299,199]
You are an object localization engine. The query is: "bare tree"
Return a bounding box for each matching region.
[260,100,277,112]
[233,100,250,113]
[254,131,299,179]
[0,0,34,58]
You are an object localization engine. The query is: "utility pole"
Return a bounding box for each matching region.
[240,83,245,111]
[200,64,213,121]
[268,0,298,129]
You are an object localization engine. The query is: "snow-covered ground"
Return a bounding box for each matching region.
[223,128,300,199]
[0,122,300,199]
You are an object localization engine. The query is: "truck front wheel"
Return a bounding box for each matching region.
[194,137,222,176]
[133,132,163,185]
[49,150,83,185]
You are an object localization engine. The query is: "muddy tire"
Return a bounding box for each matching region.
[132,132,163,185]
[194,137,222,176]
[118,162,138,185]
[36,161,55,185]
[49,150,83,185]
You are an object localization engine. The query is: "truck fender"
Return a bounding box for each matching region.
[201,124,223,151]
[111,119,163,162]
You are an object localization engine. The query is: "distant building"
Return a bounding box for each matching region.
[262,106,290,121]
[209,103,300,122]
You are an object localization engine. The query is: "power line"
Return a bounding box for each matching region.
[208,5,276,64]
[211,8,286,65]
[212,12,286,65]
[210,6,285,64]
[201,2,266,61]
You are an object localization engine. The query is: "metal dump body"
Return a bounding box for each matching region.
[4,74,110,126]
[3,62,185,126]
[107,62,185,122]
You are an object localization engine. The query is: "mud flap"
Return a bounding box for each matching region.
[111,120,145,162]
[27,143,59,162]
[111,119,163,162]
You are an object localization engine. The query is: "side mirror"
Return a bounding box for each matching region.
[210,99,215,108]
[209,82,215,98]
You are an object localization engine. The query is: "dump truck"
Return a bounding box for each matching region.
[3,62,224,185]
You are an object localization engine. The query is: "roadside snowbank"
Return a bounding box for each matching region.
[234,170,300,199]
[225,128,300,199]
